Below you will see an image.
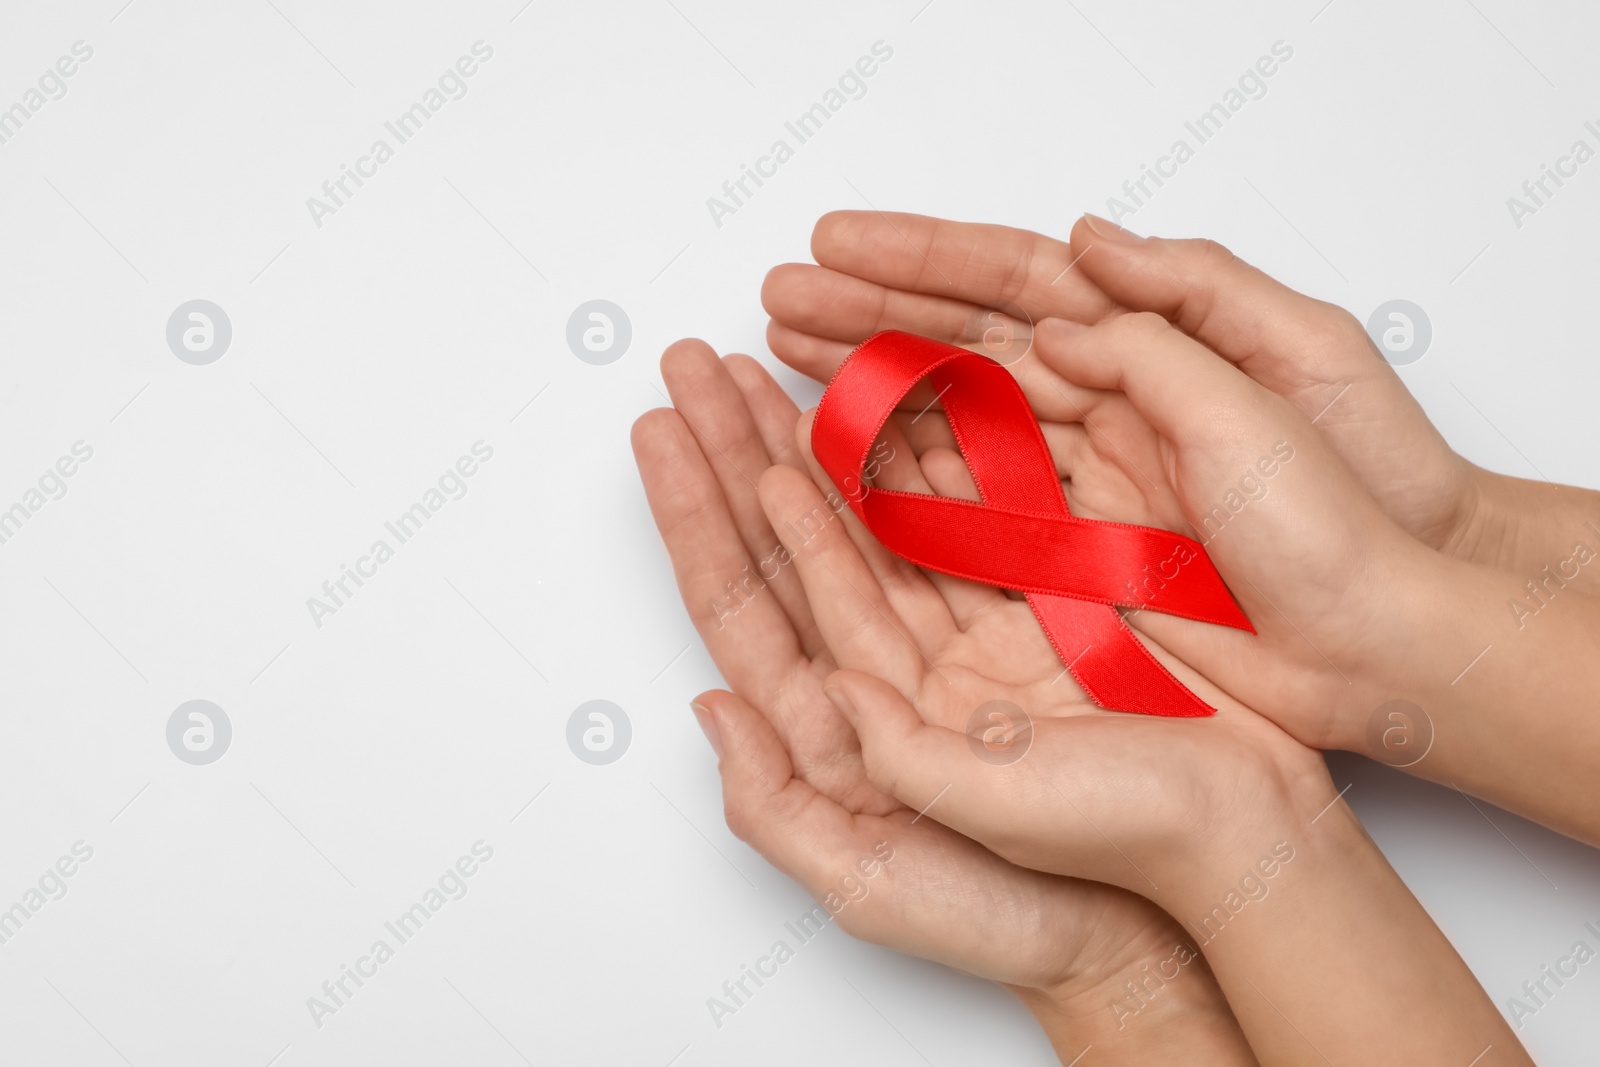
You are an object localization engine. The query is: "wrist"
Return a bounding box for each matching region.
[1174,796,1532,1065]
[1149,740,1340,922]
[1450,466,1600,588]
[1009,922,1255,1065]
[1323,532,1484,756]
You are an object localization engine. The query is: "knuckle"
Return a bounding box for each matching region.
[721,795,758,844]
[1188,236,1239,271]
[1114,310,1174,340]
[1321,304,1369,347]
[1299,301,1376,368]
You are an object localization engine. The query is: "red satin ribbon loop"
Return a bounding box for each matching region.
[811,330,1252,717]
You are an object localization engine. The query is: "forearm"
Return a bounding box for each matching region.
[1156,801,1528,1066]
[1456,467,1600,596]
[1012,942,1258,1066]
[1365,549,1600,843]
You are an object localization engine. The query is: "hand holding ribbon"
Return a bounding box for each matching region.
[811,330,1252,717]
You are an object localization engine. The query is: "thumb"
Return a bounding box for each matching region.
[1033,312,1294,453]
[824,672,1168,889]
[823,670,1017,841]
[1070,215,1381,386]
[822,671,973,809]
[692,690,804,845]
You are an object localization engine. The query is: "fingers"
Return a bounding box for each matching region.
[660,340,826,658]
[821,670,1088,875]
[1068,215,1391,390]
[896,408,1087,486]
[1068,215,1474,549]
[631,407,805,702]
[721,353,806,470]
[1034,314,1291,451]
[700,687,1136,992]
[917,446,980,502]
[802,409,1008,627]
[758,464,936,692]
[807,211,1115,324]
[695,690,878,893]
[762,262,997,347]
[820,671,974,821]
[794,407,926,595]
[822,670,1193,892]
[765,319,862,388]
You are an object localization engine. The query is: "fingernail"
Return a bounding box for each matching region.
[1083,213,1145,243]
[691,702,723,758]
[823,684,856,721]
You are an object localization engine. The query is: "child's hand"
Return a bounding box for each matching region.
[632,342,1256,1062]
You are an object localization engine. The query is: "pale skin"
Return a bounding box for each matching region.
[761,210,1600,844]
[634,342,1254,1063]
[632,342,1528,1064]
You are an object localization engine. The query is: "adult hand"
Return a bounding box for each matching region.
[632,341,1255,1062]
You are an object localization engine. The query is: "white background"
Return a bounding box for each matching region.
[1,0,1598,1063]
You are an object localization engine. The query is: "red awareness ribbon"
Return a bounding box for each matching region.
[811,330,1253,718]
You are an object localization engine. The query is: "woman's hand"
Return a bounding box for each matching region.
[632,341,1257,1063]
[763,209,1600,591]
[761,210,1600,843]
[720,343,1522,1065]
[762,210,1598,581]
